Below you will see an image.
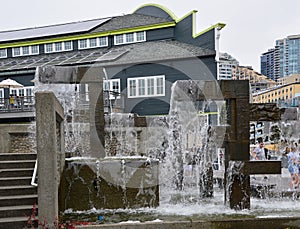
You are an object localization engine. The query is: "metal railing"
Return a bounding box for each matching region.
[0,96,35,113]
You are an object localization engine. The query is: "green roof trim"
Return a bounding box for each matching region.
[0,21,175,49]
[0,3,225,50]
[133,3,178,21]
[136,4,226,39]
[194,23,226,38]
[176,10,198,23]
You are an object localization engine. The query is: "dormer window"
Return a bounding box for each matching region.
[78,37,108,49]
[44,41,73,53]
[126,33,134,43]
[13,47,21,56]
[0,49,7,58]
[12,45,40,56]
[79,39,88,49]
[114,31,146,45]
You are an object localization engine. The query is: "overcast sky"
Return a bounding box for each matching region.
[1,0,300,72]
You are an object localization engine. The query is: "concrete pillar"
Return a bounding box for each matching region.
[36,91,65,228]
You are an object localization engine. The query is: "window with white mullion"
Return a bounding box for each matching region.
[136,31,145,42]
[0,88,4,99]
[79,39,88,49]
[115,31,146,45]
[99,37,107,47]
[45,43,53,53]
[112,81,119,93]
[138,78,145,96]
[128,75,165,98]
[156,76,164,95]
[0,48,7,58]
[115,34,124,45]
[22,46,30,55]
[89,38,98,48]
[104,79,120,99]
[13,47,21,56]
[55,42,63,52]
[129,79,136,97]
[79,37,108,49]
[31,45,39,54]
[64,41,72,51]
[147,78,155,95]
[126,33,134,43]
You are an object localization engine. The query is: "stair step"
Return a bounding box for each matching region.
[0,185,37,196]
[0,216,38,229]
[0,153,37,161]
[0,176,33,186]
[0,168,34,177]
[0,194,37,207]
[0,160,36,169]
[0,205,36,218]
[0,153,38,226]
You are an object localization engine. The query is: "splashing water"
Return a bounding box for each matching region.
[32,69,300,222]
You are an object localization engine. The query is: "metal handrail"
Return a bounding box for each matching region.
[31,159,38,187]
[0,96,35,113]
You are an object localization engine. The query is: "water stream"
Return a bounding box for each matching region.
[32,72,300,224]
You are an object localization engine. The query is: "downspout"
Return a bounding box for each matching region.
[215,26,221,80]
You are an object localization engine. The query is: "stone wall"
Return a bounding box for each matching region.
[10,133,35,153]
[0,124,35,153]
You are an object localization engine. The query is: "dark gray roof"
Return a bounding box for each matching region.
[0,13,173,44]
[0,18,111,43]
[92,13,174,33]
[0,40,214,73]
[101,40,215,66]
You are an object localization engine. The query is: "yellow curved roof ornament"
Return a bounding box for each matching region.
[133,3,179,21]
[133,3,225,38]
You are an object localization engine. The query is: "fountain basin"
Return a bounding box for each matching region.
[59,157,159,211]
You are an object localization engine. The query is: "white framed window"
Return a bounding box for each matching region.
[13,45,40,56]
[31,45,39,54]
[10,89,17,96]
[13,47,21,56]
[136,31,145,41]
[127,75,165,98]
[45,43,53,53]
[0,88,4,98]
[78,37,108,49]
[0,48,7,58]
[55,42,62,51]
[9,86,34,97]
[99,37,108,46]
[79,39,88,49]
[45,41,73,53]
[26,87,33,97]
[126,33,134,43]
[115,35,123,45]
[147,78,155,95]
[104,79,121,99]
[114,31,146,45]
[89,38,97,47]
[64,41,72,51]
[22,46,30,55]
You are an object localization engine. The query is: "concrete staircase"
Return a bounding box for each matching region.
[0,153,37,229]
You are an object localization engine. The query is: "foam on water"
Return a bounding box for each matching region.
[32,69,300,222]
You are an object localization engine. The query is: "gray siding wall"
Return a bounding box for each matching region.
[175,14,215,50]
[107,57,216,116]
[147,28,174,41]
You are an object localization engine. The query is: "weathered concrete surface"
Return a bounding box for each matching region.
[36,91,65,227]
[76,217,300,229]
[0,124,34,153]
[250,103,298,121]
[59,158,159,211]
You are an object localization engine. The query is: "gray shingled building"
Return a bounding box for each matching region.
[0,3,225,118]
